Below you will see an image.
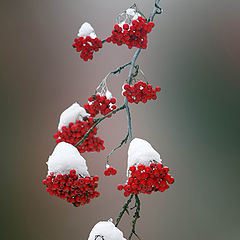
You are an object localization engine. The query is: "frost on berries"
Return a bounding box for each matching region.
[117,138,175,197]
[42,142,100,206]
[54,103,105,153]
[73,22,102,61]
[88,219,126,240]
[122,81,161,104]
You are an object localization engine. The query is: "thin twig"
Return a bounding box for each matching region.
[128,195,141,240]
[96,62,131,93]
[149,0,162,22]
[124,48,141,142]
[107,132,129,164]
[115,194,134,227]
[74,104,126,147]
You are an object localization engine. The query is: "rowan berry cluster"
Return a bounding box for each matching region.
[106,17,155,49]
[53,118,105,153]
[104,167,117,176]
[117,162,174,197]
[84,94,117,117]
[72,36,103,61]
[42,170,100,207]
[122,81,161,103]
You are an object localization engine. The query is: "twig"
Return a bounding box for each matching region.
[149,0,162,22]
[75,104,126,147]
[124,48,141,142]
[96,62,131,93]
[128,195,141,240]
[107,132,129,164]
[115,194,134,227]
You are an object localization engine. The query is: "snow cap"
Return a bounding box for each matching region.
[105,90,113,100]
[128,138,162,170]
[46,142,89,176]
[58,102,90,131]
[77,22,97,39]
[117,6,142,28]
[88,219,126,240]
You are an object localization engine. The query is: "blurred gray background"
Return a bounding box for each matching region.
[1,0,240,239]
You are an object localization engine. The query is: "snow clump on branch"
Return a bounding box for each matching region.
[127,138,162,171]
[88,219,126,240]
[58,102,90,131]
[77,22,97,39]
[46,142,89,176]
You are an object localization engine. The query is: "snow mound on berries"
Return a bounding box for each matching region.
[88,219,126,240]
[126,8,141,20]
[118,8,142,28]
[58,102,90,130]
[77,22,97,39]
[46,142,89,176]
[128,138,162,169]
[105,90,112,100]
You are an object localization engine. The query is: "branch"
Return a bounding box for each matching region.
[75,104,126,147]
[124,48,141,142]
[149,0,162,22]
[128,195,141,240]
[107,132,129,164]
[96,62,131,93]
[115,194,134,227]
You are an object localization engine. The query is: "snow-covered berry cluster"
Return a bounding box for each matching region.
[73,22,102,61]
[106,17,155,49]
[117,138,175,197]
[73,36,103,61]
[43,170,100,207]
[54,118,105,153]
[122,81,161,103]
[104,167,117,176]
[43,142,100,206]
[84,94,117,117]
[117,163,174,197]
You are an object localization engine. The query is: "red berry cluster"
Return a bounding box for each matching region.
[84,94,117,118]
[42,170,100,207]
[53,118,105,153]
[106,17,155,49]
[117,163,174,197]
[73,36,103,61]
[122,81,161,103]
[104,167,117,176]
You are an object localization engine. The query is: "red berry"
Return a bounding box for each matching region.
[117,185,123,191]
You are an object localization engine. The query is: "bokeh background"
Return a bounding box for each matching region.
[1,0,240,239]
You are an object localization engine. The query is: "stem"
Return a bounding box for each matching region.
[124,48,141,141]
[149,0,162,22]
[107,132,129,164]
[128,195,141,240]
[115,194,134,227]
[96,62,131,92]
[74,104,126,147]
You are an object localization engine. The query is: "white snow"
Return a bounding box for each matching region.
[105,90,112,100]
[118,8,142,28]
[126,8,136,16]
[46,142,89,177]
[128,138,162,170]
[77,22,97,39]
[88,219,126,240]
[58,102,90,131]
